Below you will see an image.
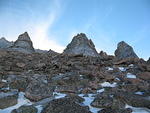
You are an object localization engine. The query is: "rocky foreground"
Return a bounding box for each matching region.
[0,32,150,113]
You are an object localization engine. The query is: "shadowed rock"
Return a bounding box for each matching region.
[35,49,48,54]
[25,74,53,101]
[0,90,18,109]
[147,57,150,64]
[115,41,138,59]
[11,32,35,53]
[0,37,13,48]
[48,49,59,56]
[42,97,91,113]
[63,33,99,57]
[11,105,37,113]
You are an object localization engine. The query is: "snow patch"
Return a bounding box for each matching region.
[115,78,120,81]
[97,88,104,93]
[53,92,66,99]
[1,79,7,83]
[125,104,150,113]
[135,92,144,95]
[118,67,126,72]
[129,64,134,67]
[35,105,43,113]
[101,82,117,87]
[126,73,136,79]
[79,94,101,113]
[106,67,113,71]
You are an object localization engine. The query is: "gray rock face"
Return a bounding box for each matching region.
[42,97,91,113]
[11,105,38,113]
[11,32,35,53]
[63,33,99,57]
[0,90,18,109]
[48,49,59,56]
[115,41,138,59]
[115,92,150,109]
[25,74,53,101]
[0,37,13,48]
[35,49,48,54]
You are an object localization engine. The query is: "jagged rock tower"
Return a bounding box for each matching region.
[115,41,138,59]
[11,32,35,53]
[0,37,13,48]
[63,33,99,57]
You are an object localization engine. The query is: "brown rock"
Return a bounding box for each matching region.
[0,90,18,109]
[16,63,26,68]
[137,72,150,80]
[42,97,91,113]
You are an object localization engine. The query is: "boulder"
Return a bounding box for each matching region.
[115,41,138,59]
[7,75,29,91]
[98,108,132,113]
[42,97,91,113]
[25,74,53,101]
[11,32,35,53]
[99,51,108,58]
[137,72,150,80]
[50,73,89,93]
[65,94,85,103]
[47,49,59,56]
[0,37,13,48]
[91,92,125,109]
[35,49,48,54]
[0,90,18,109]
[115,92,150,109]
[99,51,114,60]
[11,105,37,113]
[63,33,99,57]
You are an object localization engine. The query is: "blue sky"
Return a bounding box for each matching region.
[0,0,150,60]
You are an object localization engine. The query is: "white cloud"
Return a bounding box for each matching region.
[29,0,65,53]
[0,0,65,53]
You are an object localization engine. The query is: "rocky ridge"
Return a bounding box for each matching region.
[0,37,13,48]
[10,32,35,53]
[0,32,150,113]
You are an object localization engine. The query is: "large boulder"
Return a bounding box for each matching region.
[0,37,13,48]
[115,92,150,109]
[25,74,53,101]
[115,41,138,59]
[99,108,132,113]
[11,105,37,113]
[7,75,29,91]
[0,90,18,109]
[42,97,91,113]
[11,32,35,53]
[63,33,99,57]
[91,92,125,109]
[137,72,150,80]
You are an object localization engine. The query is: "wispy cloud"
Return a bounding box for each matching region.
[31,0,64,52]
[0,0,65,53]
[28,0,65,52]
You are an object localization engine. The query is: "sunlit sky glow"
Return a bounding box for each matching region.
[0,0,150,60]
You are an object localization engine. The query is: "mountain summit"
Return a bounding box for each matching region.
[115,41,138,59]
[63,33,99,57]
[11,32,35,53]
[0,37,13,48]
